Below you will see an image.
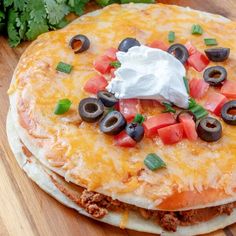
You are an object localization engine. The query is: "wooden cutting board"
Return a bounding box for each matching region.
[1,1,236,235]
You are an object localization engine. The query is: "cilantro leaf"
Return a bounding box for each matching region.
[7,9,20,47]
[44,0,70,25]
[26,19,49,40]
[3,0,14,8]
[69,0,89,15]
[27,0,47,23]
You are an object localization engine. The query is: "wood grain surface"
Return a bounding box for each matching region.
[1,1,236,235]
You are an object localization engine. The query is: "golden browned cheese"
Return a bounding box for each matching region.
[9,4,236,210]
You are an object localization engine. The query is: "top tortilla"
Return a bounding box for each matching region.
[8,3,236,211]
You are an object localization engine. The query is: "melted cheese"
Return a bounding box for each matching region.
[10,3,236,210]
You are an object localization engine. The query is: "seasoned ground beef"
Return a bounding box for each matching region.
[159,213,179,232]
[77,189,235,231]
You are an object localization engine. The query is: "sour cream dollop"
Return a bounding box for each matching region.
[106,45,189,108]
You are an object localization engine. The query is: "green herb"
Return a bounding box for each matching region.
[110,61,121,68]
[162,102,176,114]
[188,98,197,109]
[168,31,175,43]
[204,38,218,46]
[183,76,189,94]
[144,153,166,171]
[56,62,73,74]
[1,0,89,47]
[133,114,145,124]
[189,104,208,120]
[191,24,203,35]
[54,98,72,115]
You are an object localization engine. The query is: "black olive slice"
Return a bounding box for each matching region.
[118,38,141,52]
[221,100,236,125]
[97,90,118,107]
[100,111,126,135]
[203,66,227,86]
[78,98,104,123]
[69,34,90,53]
[197,117,222,142]
[167,44,189,64]
[176,110,197,123]
[204,47,230,62]
[125,122,144,142]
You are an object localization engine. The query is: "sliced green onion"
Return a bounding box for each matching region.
[162,102,176,114]
[183,77,189,94]
[54,99,72,115]
[56,62,73,74]
[168,31,175,43]
[191,24,203,35]
[133,114,145,124]
[204,38,218,46]
[189,104,208,120]
[110,61,121,68]
[144,153,166,171]
[188,98,197,109]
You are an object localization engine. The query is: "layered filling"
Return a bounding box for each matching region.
[50,172,235,232]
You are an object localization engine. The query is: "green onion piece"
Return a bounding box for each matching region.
[110,61,121,68]
[108,107,115,113]
[189,104,208,120]
[191,24,203,35]
[183,77,190,94]
[162,102,176,114]
[188,98,197,109]
[56,62,73,74]
[168,31,175,43]
[204,38,218,46]
[144,153,166,171]
[133,114,145,124]
[54,99,72,115]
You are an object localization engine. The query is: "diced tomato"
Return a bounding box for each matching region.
[104,48,118,61]
[187,51,210,72]
[84,75,108,94]
[179,114,198,141]
[114,131,136,147]
[221,80,236,99]
[148,40,169,51]
[143,113,176,138]
[119,99,140,121]
[185,41,197,56]
[189,78,209,99]
[158,123,184,145]
[204,92,228,116]
[94,55,112,74]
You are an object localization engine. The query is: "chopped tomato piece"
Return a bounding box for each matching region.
[94,55,112,74]
[143,113,176,138]
[148,40,168,51]
[119,99,140,121]
[158,123,184,145]
[179,114,198,141]
[221,80,236,99]
[185,41,197,56]
[84,75,108,94]
[204,92,228,116]
[189,78,209,99]
[187,51,210,72]
[114,131,136,147]
[104,48,118,61]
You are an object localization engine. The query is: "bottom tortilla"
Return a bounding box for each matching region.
[6,110,236,236]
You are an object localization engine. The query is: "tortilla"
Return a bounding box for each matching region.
[6,111,236,236]
[8,3,236,212]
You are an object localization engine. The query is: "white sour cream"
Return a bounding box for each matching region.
[106,45,189,108]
